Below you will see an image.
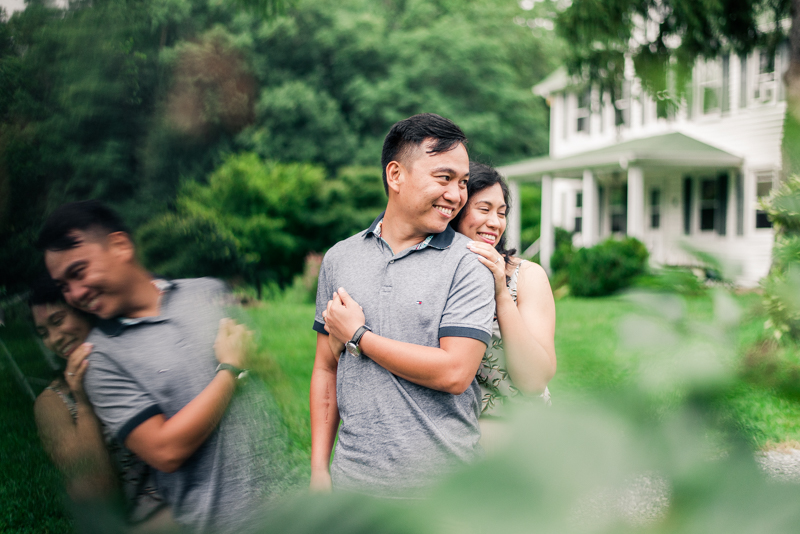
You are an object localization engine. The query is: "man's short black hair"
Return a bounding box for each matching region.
[380,113,468,194]
[36,200,131,251]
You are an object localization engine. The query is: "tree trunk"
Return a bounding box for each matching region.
[783,0,800,179]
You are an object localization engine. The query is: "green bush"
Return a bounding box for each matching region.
[568,237,649,297]
[136,213,242,280]
[549,227,575,274]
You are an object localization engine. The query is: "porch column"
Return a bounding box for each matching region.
[507,179,521,252]
[540,174,554,274]
[627,166,645,239]
[582,169,598,246]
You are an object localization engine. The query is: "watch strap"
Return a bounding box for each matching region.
[350,325,371,346]
[215,362,248,380]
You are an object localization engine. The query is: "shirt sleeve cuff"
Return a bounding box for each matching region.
[117,404,163,444]
[438,326,491,347]
[312,320,328,335]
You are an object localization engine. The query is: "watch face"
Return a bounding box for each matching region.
[345,341,361,357]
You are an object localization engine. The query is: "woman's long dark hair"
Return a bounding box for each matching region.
[451,161,518,264]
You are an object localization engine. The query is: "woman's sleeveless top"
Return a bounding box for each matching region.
[46,381,166,524]
[476,261,551,416]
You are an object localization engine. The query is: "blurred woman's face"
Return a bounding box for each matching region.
[32,303,91,360]
[455,183,507,246]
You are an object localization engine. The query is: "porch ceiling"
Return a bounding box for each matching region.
[499,132,743,181]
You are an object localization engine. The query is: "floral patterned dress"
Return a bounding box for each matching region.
[476,260,551,417]
[47,380,167,524]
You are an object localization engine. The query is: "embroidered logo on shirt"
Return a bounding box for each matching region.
[415,301,423,305]
[158,369,170,373]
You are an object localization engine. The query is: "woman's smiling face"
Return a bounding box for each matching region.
[455,183,507,245]
[32,303,91,360]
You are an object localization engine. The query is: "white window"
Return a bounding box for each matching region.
[576,88,590,134]
[699,178,718,230]
[609,185,627,234]
[752,49,777,105]
[650,188,661,229]
[614,81,630,127]
[697,59,722,115]
[575,192,583,233]
[755,171,776,228]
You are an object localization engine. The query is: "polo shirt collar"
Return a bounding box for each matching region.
[96,278,176,337]
[364,211,455,250]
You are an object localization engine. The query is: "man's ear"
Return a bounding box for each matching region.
[107,231,136,263]
[385,161,405,195]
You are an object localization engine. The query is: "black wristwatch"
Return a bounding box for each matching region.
[216,363,249,381]
[345,325,372,357]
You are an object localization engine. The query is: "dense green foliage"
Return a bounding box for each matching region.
[136,213,243,280]
[156,154,385,290]
[568,237,649,297]
[0,0,562,293]
[517,183,542,253]
[759,175,800,340]
[556,0,790,109]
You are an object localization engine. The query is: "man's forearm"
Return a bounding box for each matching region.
[125,371,236,473]
[357,333,484,395]
[310,366,340,473]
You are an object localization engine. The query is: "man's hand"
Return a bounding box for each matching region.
[213,318,253,369]
[309,469,333,492]
[323,288,365,344]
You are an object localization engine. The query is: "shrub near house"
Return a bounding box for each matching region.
[568,237,649,297]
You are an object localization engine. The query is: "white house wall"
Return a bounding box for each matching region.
[540,47,784,287]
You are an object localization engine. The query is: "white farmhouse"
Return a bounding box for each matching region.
[501,46,789,286]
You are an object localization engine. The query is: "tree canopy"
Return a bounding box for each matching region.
[0,0,563,292]
[555,0,799,175]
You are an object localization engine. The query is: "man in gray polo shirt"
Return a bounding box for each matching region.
[309,113,495,497]
[39,201,278,533]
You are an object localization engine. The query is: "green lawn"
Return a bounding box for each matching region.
[0,319,72,533]
[3,290,800,531]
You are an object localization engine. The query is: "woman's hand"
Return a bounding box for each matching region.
[326,333,345,362]
[213,318,253,369]
[467,241,507,298]
[64,343,92,404]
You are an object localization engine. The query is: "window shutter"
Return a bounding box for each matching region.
[683,176,693,235]
[716,173,728,235]
[736,172,744,235]
[740,54,748,108]
[721,54,730,113]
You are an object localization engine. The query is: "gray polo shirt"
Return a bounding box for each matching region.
[313,215,495,497]
[84,278,279,534]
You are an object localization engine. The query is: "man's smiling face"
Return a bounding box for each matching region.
[396,139,469,235]
[45,230,131,320]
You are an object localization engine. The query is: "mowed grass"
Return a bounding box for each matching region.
[0,320,72,533]
[241,290,798,460]
[2,290,799,530]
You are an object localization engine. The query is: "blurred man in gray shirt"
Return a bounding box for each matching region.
[39,201,277,533]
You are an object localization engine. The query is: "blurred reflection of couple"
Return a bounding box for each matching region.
[32,201,279,533]
[311,113,557,497]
